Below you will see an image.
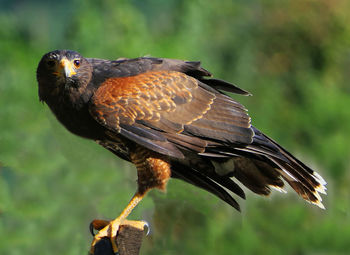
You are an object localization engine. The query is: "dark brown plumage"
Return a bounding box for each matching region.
[37,50,327,253]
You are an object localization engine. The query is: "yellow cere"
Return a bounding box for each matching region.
[53,57,77,77]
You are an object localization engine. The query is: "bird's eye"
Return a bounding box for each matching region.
[73,59,80,68]
[46,60,55,68]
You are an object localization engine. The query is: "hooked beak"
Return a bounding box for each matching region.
[53,57,76,78]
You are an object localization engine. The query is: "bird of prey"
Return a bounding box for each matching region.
[36,50,327,254]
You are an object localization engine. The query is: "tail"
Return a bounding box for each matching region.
[172,126,326,211]
[232,126,327,209]
[198,126,327,210]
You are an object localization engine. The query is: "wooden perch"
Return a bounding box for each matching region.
[91,220,146,255]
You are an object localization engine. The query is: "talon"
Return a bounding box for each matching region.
[89,222,95,236]
[90,219,110,236]
[90,192,146,254]
[142,220,151,236]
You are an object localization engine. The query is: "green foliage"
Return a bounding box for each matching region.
[1,0,350,254]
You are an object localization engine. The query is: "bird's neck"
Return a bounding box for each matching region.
[45,88,103,140]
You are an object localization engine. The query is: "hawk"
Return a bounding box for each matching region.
[36,50,326,254]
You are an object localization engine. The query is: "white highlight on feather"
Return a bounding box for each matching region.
[269,185,287,193]
[313,190,323,202]
[313,200,325,210]
[269,158,298,182]
[313,171,327,185]
[312,171,327,195]
[270,157,327,209]
[283,169,298,181]
[315,183,327,195]
[304,197,325,209]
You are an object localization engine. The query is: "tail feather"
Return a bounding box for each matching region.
[271,157,326,209]
[241,127,327,209]
[205,126,326,209]
[205,171,246,199]
[232,157,284,196]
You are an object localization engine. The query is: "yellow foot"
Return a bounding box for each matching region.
[89,219,150,255]
[89,192,148,254]
[90,218,122,254]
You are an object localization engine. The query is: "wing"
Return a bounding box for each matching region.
[88,56,251,95]
[89,70,254,158]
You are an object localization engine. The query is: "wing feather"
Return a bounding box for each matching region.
[89,70,254,157]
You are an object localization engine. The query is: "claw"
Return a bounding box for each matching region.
[90,192,146,254]
[90,219,111,236]
[142,220,151,236]
[89,222,95,236]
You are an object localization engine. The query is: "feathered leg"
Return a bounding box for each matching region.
[90,146,171,254]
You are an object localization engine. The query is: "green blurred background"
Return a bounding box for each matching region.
[1,0,350,254]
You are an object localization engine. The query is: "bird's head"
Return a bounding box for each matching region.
[37,50,92,102]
